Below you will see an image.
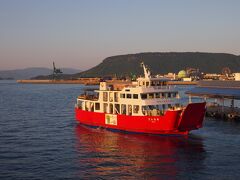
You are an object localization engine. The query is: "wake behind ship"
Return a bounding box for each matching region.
[75,62,206,135]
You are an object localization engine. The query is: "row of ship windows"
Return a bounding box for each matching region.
[102,92,179,102]
[78,101,179,116]
[120,92,178,99]
[139,81,167,87]
[120,94,139,99]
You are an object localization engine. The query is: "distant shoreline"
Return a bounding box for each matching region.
[17,79,99,85]
[0,78,14,80]
[17,79,197,85]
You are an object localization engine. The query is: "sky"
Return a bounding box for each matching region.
[0,0,240,70]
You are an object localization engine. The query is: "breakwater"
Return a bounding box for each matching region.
[17,78,100,85]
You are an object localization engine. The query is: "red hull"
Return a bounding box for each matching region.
[75,102,206,135]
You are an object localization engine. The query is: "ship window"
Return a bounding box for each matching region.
[120,93,125,98]
[77,100,83,109]
[148,105,154,110]
[90,102,94,112]
[95,103,100,110]
[133,94,138,99]
[148,93,154,99]
[126,94,132,99]
[115,104,120,114]
[108,85,114,91]
[173,92,178,98]
[162,104,166,110]
[121,104,126,115]
[141,94,147,99]
[109,104,113,114]
[155,93,160,98]
[103,103,108,113]
[152,81,158,86]
[109,92,113,102]
[85,102,89,111]
[133,105,139,114]
[162,93,166,98]
[128,105,132,115]
[142,106,146,115]
[114,92,118,102]
[171,92,176,98]
[103,92,108,102]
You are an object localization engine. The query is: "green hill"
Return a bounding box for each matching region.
[77,52,240,77]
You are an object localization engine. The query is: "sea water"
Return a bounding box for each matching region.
[1,81,240,179]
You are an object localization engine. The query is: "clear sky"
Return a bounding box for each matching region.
[0,0,240,70]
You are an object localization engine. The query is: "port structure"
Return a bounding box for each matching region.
[52,62,62,80]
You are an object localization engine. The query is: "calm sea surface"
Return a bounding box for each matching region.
[1,81,240,179]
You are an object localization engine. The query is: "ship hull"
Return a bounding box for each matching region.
[75,102,206,135]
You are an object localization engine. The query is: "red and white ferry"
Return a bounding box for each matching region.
[75,63,206,135]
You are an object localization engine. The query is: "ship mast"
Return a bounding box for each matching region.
[141,62,151,79]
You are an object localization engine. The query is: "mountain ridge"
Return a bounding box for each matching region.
[0,67,81,80]
[77,52,240,77]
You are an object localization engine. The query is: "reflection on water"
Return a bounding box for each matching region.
[75,125,206,179]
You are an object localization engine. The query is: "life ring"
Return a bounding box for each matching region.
[228,113,235,119]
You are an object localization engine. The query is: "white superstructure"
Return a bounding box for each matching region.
[77,62,180,116]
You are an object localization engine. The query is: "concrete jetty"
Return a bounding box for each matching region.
[17,78,100,85]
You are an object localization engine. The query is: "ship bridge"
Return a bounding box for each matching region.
[136,62,170,88]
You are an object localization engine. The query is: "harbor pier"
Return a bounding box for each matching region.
[186,81,240,120]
